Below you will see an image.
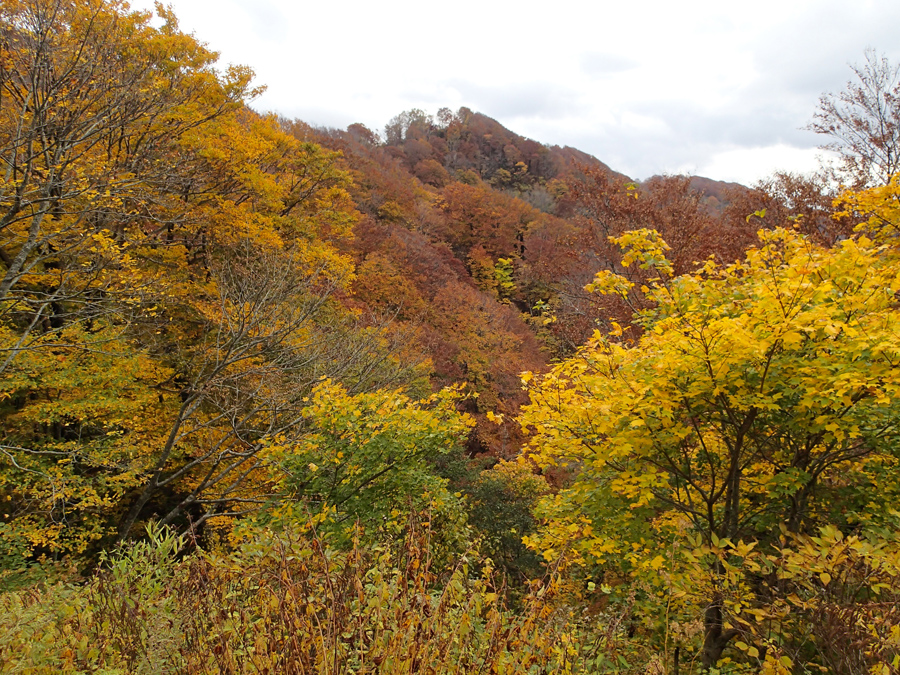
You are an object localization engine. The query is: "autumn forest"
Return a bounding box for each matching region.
[2,1,900,673]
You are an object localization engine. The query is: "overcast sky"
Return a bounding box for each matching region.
[132,0,900,186]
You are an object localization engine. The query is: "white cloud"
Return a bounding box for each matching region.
[690,145,828,186]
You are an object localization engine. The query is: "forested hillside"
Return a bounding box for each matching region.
[1,1,899,673]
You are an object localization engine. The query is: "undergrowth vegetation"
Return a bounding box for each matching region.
[0,518,618,675]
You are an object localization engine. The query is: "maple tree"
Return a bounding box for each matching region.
[520,190,900,669]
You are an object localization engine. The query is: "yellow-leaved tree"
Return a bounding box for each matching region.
[0,0,430,565]
[0,0,257,562]
[521,181,900,672]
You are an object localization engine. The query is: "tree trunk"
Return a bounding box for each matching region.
[702,599,738,669]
